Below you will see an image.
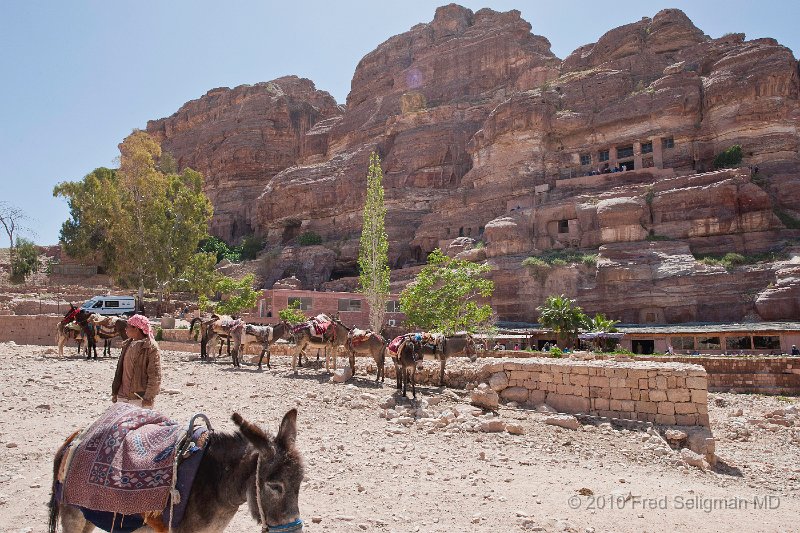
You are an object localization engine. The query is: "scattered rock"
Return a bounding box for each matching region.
[480,419,506,433]
[331,366,354,383]
[680,448,706,469]
[471,386,499,411]
[544,415,580,431]
[506,423,525,435]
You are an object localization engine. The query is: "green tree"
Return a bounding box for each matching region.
[278,299,308,325]
[178,252,221,298]
[198,236,239,262]
[213,274,258,316]
[10,237,39,282]
[537,294,589,348]
[713,145,743,169]
[588,313,619,332]
[0,202,32,267]
[400,249,494,334]
[53,131,213,310]
[358,152,391,331]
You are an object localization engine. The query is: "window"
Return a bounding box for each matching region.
[459,227,464,237]
[697,336,721,350]
[287,297,312,311]
[579,153,591,166]
[92,301,102,308]
[753,335,780,350]
[670,336,695,350]
[338,298,362,312]
[385,300,401,313]
[617,145,634,159]
[641,142,653,154]
[662,137,674,149]
[478,226,485,235]
[558,219,570,234]
[726,336,752,350]
[644,312,657,323]
[105,300,119,308]
[598,150,609,162]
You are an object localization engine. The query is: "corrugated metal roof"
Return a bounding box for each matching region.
[616,322,800,334]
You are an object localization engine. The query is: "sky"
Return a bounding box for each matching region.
[1,0,798,245]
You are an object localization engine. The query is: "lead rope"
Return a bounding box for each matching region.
[167,444,181,533]
[255,454,268,533]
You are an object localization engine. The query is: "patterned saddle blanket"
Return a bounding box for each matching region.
[57,404,209,531]
[62,403,181,514]
[349,328,373,347]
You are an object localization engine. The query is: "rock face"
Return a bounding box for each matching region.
[145,5,800,321]
[146,76,343,242]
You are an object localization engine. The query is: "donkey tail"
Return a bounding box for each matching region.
[49,430,80,533]
[189,317,201,337]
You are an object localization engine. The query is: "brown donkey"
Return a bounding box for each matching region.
[49,410,305,533]
[291,316,350,374]
[244,321,293,370]
[345,329,388,382]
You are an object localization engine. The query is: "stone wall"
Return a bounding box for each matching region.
[0,315,59,345]
[476,358,709,427]
[637,356,800,395]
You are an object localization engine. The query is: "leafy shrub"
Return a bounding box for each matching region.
[155,327,163,341]
[239,234,265,260]
[713,145,743,169]
[199,236,240,262]
[10,238,39,282]
[550,258,567,267]
[297,231,322,246]
[580,254,598,267]
[549,346,563,358]
[522,256,548,268]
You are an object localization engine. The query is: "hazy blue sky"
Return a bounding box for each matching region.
[1,1,798,245]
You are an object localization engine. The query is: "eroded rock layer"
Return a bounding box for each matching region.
[145,5,800,322]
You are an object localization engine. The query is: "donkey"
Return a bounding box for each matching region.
[244,321,293,370]
[291,316,350,374]
[49,409,305,533]
[56,308,96,358]
[345,329,388,382]
[396,339,424,399]
[190,315,245,367]
[417,332,477,386]
[87,314,129,356]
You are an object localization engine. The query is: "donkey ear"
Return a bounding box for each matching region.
[232,412,274,453]
[276,409,298,449]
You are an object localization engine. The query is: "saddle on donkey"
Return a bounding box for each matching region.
[54,403,211,532]
[293,314,333,341]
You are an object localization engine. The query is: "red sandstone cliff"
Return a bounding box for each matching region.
[146,76,343,242]
[144,5,800,323]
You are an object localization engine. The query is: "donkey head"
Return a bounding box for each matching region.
[232,410,304,532]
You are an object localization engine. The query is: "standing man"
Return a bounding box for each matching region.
[111,314,162,408]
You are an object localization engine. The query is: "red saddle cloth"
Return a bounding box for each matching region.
[387,335,406,355]
[62,403,181,514]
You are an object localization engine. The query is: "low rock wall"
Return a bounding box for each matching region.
[477,358,709,427]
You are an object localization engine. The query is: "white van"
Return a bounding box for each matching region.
[81,295,136,316]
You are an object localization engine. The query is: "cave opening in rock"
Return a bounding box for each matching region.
[329,265,359,281]
[281,220,302,244]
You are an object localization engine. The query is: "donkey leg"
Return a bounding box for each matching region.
[257,347,266,370]
[60,503,95,532]
[439,358,446,387]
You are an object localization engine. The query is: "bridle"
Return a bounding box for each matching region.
[254,454,304,532]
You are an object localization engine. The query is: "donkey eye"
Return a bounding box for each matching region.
[267,482,284,493]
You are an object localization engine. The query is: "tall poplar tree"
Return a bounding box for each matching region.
[358,152,390,332]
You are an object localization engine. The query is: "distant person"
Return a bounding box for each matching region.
[514,343,520,351]
[111,314,162,409]
[543,342,551,352]
[493,343,502,351]
[666,345,674,355]
[792,345,800,356]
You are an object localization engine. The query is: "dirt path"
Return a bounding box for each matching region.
[0,343,797,532]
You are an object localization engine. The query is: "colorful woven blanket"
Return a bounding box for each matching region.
[63,403,181,514]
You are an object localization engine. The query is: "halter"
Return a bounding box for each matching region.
[255,454,304,533]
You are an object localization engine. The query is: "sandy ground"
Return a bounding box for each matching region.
[0,342,798,533]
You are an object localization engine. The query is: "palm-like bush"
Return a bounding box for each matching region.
[536,294,588,348]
